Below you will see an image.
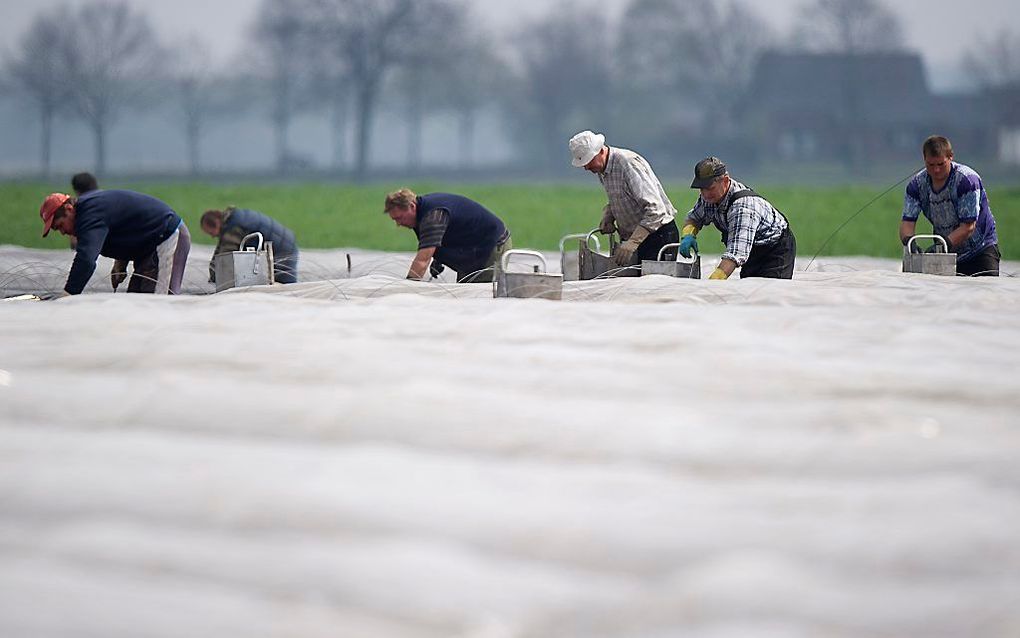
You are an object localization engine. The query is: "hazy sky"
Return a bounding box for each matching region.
[2,0,1017,90]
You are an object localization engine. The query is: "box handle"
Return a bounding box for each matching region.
[905,234,949,254]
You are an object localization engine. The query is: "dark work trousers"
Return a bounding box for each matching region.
[637,220,680,262]
[127,251,159,293]
[957,244,1000,277]
[740,227,797,279]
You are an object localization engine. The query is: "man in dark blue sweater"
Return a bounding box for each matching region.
[383,188,511,283]
[39,189,192,295]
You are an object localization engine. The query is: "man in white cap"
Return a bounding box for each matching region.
[568,130,679,268]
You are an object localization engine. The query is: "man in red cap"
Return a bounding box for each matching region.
[39,188,191,295]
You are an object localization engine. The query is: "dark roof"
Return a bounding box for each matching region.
[748,51,932,125]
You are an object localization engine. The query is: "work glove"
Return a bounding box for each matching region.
[925,234,952,253]
[429,260,445,278]
[111,260,128,290]
[598,210,616,235]
[679,223,699,258]
[612,226,651,267]
[708,267,729,280]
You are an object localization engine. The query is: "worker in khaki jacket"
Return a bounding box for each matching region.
[568,130,679,269]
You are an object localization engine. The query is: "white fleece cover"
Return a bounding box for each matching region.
[2,245,1020,638]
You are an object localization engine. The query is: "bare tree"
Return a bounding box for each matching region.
[440,33,511,170]
[4,8,71,177]
[964,29,1020,88]
[387,0,469,171]
[252,0,314,172]
[306,43,352,172]
[59,1,165,175]
[305,0,460,180]
[792,0,905,54]
[167,35,242,176]
[617,0,773,134]
[510,4,613,169]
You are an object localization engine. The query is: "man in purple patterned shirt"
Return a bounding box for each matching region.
[900,136,1000,277]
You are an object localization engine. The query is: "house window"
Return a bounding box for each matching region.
[999,128,1020,165]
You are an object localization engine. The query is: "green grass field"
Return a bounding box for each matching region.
[1,181,1016,260]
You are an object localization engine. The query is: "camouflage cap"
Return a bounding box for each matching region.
[690,157,728,189]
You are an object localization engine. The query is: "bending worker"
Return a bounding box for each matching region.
[679,157,796,279]
[899,135,1000,276]
[384,188,511,283]
[568,130,679,268]
[70,172,159,293]
[39,188,191,295]
[201,207,299,284]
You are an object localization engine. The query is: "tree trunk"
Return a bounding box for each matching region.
[40,105,53,178]
[354,79,378,182]
[406,77,423,171]
[458,108,475,171]
[187,116,201,177]
[331,91,348,172]
[93,115,107,175]
[274,111,289,173]
[273,72,291,173]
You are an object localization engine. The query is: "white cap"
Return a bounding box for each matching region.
[569,130,606,167]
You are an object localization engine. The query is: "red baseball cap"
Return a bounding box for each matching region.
[40,193,71,237]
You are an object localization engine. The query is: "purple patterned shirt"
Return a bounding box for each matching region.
[903,162,998,262]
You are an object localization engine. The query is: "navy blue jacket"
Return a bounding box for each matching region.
[414,193,507,274]
[66,190,182,294]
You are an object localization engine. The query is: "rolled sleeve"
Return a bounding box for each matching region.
[902,181,922,221]
[416,208,450,249]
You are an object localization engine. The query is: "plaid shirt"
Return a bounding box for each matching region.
[598,147,677,239]
[686,179,788,265]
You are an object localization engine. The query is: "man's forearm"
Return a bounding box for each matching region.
[947,222,977,250]
[407,247,437,280]
[899,221,917,245]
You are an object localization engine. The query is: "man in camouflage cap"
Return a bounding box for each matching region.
[679,157,796,279]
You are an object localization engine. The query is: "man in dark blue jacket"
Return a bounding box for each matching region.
[39,189,191,295]
[200,207,299,284]
[383,188,511,283]
[70,173,159,293]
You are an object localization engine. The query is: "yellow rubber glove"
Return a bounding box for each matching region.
[708,267,729,280]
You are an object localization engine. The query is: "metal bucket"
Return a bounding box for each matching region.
[578,229,640,280]
[559,232,601,281]
[902,234,956,276]
[494,250,563,300]
[641,243,701,278]
[213,232,276,292]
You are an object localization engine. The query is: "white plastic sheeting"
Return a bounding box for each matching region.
[2,246,1020,638]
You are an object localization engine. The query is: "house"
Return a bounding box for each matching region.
[743,51,1001,165]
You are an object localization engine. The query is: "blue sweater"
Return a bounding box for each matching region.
[66,190,182,294]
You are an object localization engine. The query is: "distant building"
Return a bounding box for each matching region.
[743,51,1008,166]
[985,83,1020,164]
